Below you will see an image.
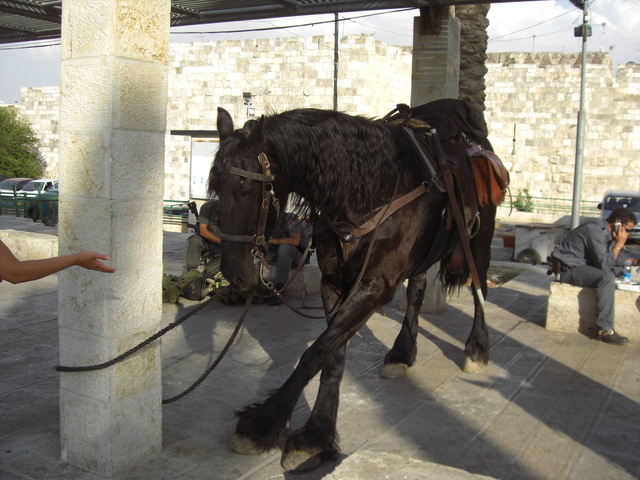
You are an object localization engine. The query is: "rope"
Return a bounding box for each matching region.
[56,292,255,404]
[162,294,253,404]
[56,296,218,373]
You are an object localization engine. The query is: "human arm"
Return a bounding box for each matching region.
[198,222,221,244]
[268,232,300,247]
[268,213,302,247]
[0,240,115,284]
[610,222,630,261]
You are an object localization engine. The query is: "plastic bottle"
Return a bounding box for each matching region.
[623,262,632,282]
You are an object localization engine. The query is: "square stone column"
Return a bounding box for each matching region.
[411,7,460,106]
[410,7,460,311]
[57,1,170,476]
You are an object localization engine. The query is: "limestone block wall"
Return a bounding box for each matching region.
[11,42,640,206]
[165,35,411,199]
[19,86,60,178]
[485,52,640,203]
[167,35,412,132]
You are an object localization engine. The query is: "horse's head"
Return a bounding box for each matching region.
[208,108,275,292]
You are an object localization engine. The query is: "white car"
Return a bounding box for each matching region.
[597,191,640,241]
[16,179,58,196]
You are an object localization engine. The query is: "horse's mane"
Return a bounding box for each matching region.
[208,108,420,221]
[262,109,418,219]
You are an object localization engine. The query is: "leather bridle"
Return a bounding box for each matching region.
[218,152,279,269]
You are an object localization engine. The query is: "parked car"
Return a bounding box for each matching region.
[17,178,58,196]
[0,174,8,182]
[0,177,33,194]
[598,191,640,241]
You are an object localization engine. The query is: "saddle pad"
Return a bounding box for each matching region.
[470,150,510,207]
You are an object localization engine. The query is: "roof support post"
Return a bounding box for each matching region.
[58,0,170,476]
[411,5,460,106]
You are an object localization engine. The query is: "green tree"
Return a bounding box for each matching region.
[0,107,45,179]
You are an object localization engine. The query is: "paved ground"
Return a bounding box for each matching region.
[1,215,639,480]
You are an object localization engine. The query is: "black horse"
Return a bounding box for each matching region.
[209,100,501,472]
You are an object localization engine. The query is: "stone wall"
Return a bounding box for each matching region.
[11,36,640,205]
[18,86,60,178]
[167,35,412,130]
[485,52,640,202]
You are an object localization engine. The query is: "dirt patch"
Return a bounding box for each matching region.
[486,265,525,287]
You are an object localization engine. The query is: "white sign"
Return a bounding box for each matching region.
[190,138,219,199]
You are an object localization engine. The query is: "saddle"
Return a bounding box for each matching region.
[385,102,510,211]
[384,100,510,275]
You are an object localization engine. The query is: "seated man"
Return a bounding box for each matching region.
[266,212,312,306]
[549,207,639,345]
[186,198,222,278]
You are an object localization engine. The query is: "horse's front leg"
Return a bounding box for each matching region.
[280,279,387,472]
[280,343,345,472]
[381,271,427,378]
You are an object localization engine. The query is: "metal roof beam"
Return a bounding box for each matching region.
[0,1,61,24]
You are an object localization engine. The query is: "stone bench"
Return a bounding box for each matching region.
[267,261,322,299]
[546,282,640,339]
[0,229,58,260]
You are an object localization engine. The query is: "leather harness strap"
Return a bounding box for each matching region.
[429,131,486,312]
[351,183,427,240]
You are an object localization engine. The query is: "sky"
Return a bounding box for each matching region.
[0,0,638,105]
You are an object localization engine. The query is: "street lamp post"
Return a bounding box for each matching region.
[571,2,590,229]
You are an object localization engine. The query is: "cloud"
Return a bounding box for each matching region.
[487,0,640,66]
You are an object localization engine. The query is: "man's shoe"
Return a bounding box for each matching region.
[597,330,629,345]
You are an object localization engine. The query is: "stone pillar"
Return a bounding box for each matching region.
[410,7,460,312]
[410,6,460,106]
[58,1,170,476]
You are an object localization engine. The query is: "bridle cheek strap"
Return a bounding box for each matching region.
[219,153,277,258]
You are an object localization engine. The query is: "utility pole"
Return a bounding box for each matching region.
[571,1,590,229]
[333,13,339,111]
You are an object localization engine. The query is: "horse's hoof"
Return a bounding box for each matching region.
[227,433,265,455]
[381,362,408,378]
[281,448,323,472]
[463,356,486,373]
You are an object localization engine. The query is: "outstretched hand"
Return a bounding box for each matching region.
[74,252,116,273]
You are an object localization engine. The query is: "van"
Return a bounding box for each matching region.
[597,191,640,241]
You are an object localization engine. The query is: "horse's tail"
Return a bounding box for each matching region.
[438,263,471,295]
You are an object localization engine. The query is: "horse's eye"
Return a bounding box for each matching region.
[241,190,252,197]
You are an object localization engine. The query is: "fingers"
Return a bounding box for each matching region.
[77,252,116,273]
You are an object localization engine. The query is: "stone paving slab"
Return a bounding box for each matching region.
[2,215,640,480]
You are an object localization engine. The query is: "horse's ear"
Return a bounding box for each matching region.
[248,115,266,142]
[217,108,234,140]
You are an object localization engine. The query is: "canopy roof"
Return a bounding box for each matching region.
[0,0,546,45]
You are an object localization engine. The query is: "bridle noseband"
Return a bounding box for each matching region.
[218,152,279,269]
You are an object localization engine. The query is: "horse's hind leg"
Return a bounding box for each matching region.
[382,272,427,378]
[463,207,494,373]
[463,285,490,373]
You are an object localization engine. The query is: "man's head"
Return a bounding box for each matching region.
[607,208,637,227]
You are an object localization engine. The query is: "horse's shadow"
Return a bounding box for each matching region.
[349,287,640,480]
[160,283,638,480]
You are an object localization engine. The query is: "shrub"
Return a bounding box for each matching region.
[513,188,534,212]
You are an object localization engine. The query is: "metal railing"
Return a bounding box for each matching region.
[506,195,601,217]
